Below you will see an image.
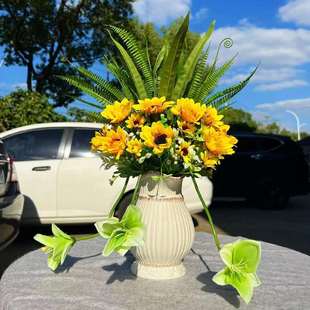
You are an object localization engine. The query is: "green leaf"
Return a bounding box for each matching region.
[95,217,121,238]
[103,230,126,256]
[121,205,143,230]
[172,20,215,100]
[158,13,189,98]
[212,239,262,304]
[109,26,154,97]
[109,32,147,99]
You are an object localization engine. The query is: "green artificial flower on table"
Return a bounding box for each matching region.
[213,239,261,304]
[34,224,76,271]
[95,204,144,256]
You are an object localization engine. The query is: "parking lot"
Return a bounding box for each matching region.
[1,193,309,279]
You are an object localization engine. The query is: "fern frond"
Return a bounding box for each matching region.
[194,55,236,102]
[204,67,258,109]
[187,45,210,98]
[76,67,124,100]
[158,14,189,98]
[172,21,215,100]
[109,26,154,97]
[59,75,115,105]
[108,32,147,99]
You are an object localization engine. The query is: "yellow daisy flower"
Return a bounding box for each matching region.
[202,106,224,128]
[203,127,238,157]
[176,141,192,163]
[177,120,196,135]
[101,98,132,123]
[91,127,127,159]
[133,97,174,114]
[126,113,145,129]
[127,139,143,157]
[140,121,174,155]
[171,98,206,123]
[200,151,220,169]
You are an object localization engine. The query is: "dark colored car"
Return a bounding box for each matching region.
[0,140,24,251]
[213,132,309,209]
[298,137,310,180]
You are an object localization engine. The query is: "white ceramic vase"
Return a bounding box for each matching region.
[131,172,195,280]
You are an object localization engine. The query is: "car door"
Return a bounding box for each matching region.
[57,128,121,221]
[3,128,64,220]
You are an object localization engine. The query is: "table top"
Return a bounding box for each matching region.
[1,232,310,310]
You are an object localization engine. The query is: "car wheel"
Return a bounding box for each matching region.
[247,180,289,209]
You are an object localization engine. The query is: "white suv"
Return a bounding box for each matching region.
[0,123,213,224]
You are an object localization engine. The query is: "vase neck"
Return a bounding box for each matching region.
[139,172,183,198]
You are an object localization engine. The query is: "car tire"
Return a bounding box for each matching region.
[114,191,133,219]
[247,180,289,209]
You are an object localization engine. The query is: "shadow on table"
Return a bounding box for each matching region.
[102,253,136,284]
[197,271,240,308]
[204,194,310,256]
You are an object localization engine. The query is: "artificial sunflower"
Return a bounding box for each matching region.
[177,120,196,136]
[134,97,174,114]
[200,151,220,169]
[127,139,143,157]
[140,121,174,155]
[91,127,127,159]
[126,113,145,129]
[176,141,192,163]
[171,98,206,123]
[101,98,132,123]
[202,106,224,128]
[203,127,238,157]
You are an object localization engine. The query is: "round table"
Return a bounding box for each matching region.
[1,233,310,310]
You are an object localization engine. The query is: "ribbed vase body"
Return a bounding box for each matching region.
[131,172,195,280]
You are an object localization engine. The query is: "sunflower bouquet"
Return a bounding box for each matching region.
[35,14,262,304]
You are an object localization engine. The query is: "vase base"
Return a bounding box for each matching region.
[131,261,186,280]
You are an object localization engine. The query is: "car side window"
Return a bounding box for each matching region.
[69,129,98,158]
[235,137,260,153]
[3,129,63,161]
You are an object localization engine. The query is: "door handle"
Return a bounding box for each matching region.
[32,166,51,171]
[250,154,262,160]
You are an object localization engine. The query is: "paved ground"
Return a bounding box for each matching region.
[1,194,309,278]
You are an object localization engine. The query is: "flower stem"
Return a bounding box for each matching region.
[131,175,142,205]
[109,176,130,217]
[74,233,100,241]
[191,175,221,251]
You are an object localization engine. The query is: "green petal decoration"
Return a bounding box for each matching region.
[95,204,144,256]
[212,239,261,304]
[34,224,75,271]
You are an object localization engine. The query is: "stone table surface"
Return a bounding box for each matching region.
[1,232,310,310]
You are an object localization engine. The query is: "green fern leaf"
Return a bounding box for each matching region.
[158,13,189,98]
[109,26,154,97]
[195,55,236,102]
[205,67,258,109]
[172,20,215,100]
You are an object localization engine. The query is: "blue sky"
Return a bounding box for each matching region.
[1,0,310,132]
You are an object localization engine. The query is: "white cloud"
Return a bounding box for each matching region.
[254,79,308,91]
[256,97,310,110]
[192,8,208,22]
[213,25,310,67]
[133,0,191,25]
[279,0,310,26]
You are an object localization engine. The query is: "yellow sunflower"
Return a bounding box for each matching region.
[133,96,174,114]
[176,141,192,163]
[171,98,206,123]
[202,106,224,128]
[126,113,145,129]
[101,98,132,123]
[91,127,127,159]
[177,120,196,135]
[203,127,238,157]
[200,151,220,169]
[140,121,174,155]
[127,139,143,157]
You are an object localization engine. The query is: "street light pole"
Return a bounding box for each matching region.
[286,110,304,141]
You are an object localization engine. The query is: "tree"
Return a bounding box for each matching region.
[0,89,65,131]
[0,0,133,107]
[222,108,258,132]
